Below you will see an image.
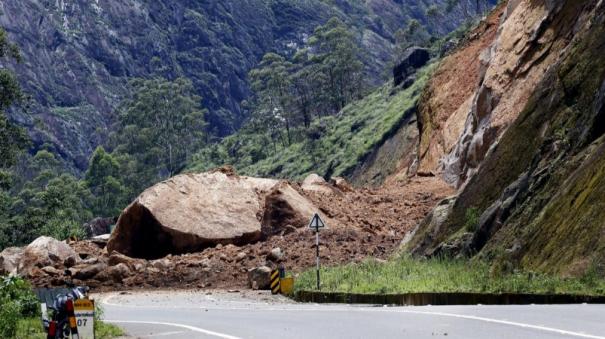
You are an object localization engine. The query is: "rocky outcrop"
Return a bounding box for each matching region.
[17,236,80,276]
[393,47,430,87]
[107,171,323,259]
[417,4,504,179]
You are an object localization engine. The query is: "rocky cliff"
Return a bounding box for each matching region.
[407,0,605,276]
[0,0,478,170]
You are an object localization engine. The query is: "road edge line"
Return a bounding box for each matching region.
[104,320,242,339]
[397,310,605,339]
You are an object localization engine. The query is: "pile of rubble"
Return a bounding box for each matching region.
[1,170,452,291]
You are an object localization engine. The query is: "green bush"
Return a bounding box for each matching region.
[0,300,20,338]
[464,207,481,232]
[0,276,40,338]
[0,276,39,317]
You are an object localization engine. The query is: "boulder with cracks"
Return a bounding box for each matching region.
[108,171,324,259]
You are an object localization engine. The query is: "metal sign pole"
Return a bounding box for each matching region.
[316,228,320,290]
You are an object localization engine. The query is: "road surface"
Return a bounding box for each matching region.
[98,290,605,339]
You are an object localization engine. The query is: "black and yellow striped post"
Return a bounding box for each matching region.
[66,299,80,339]
[270,269,280,295]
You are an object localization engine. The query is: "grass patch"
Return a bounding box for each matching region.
[95,320,125,339]
[15,317,124,339]
[295,256,605,295]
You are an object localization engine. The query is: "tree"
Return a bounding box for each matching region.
[112,77,208,193]
[85,146,127,218]
[309,17,364,112]
[1,151,92,247]
[248,53,295,145]
[290,49,325,127]
[426,5,443,34]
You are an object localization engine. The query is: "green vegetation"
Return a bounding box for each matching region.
[295,256,605,295]
[108,77,209,198]
[0,276,39,338]
[0,150,92,247]
[464,207,481,232]
[245,17,365,149]
[0,28,28,171]
[0,75,210,248]
[190,64,434,180]
[1,27,91,248]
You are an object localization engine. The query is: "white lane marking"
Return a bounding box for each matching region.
[396,310,605,339]
[147,330,186,337]
[105,320,241,339]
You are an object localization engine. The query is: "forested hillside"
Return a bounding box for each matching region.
[0,0,490,170]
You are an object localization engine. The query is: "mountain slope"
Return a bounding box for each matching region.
[0,0,481,170]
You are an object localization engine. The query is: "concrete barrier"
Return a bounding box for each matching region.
[294,291,605,306]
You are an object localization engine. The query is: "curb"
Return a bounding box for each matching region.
[294,291,605,306]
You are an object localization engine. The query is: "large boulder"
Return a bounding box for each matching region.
[18,236,80,276]
[0,247,24,275]
[108,172,322,259]
[262,181,326,236]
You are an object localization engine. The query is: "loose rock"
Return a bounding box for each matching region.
[18,237,79,276]
[248,266,272,290]
[0,247,24,275]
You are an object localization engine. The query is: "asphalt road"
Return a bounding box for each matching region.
[98,290,605,339]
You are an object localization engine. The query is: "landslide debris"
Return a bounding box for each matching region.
[21,175,451,291]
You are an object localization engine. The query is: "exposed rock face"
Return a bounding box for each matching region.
[410,0,605,275]
[108,172,323,259]
[408,196,457,255]
[417,5,503,179]
[350,105,419,186]
[18,236,80,276]
[393,47,430,87]
[0,247,24,275]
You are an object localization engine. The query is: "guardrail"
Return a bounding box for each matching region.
[294,291,605,305]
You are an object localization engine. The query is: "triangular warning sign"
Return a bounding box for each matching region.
[308,213,326,230]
